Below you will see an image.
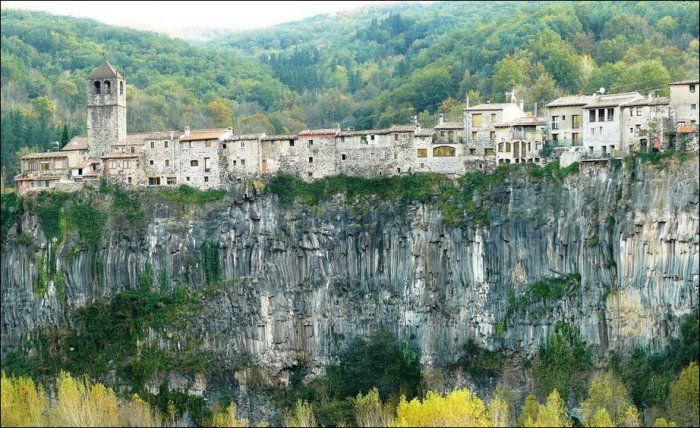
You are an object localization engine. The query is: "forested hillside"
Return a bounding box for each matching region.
[1,2,698,183]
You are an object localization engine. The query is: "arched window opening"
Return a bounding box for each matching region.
[94,81,101,94]
[433,146,456,157]
[104,80,111,94]
[120,81,124,95]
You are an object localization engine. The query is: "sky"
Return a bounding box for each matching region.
[1,1,403,35]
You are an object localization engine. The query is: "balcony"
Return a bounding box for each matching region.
[550,139,583,147]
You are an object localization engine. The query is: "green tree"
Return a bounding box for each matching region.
[667,363,699,427]
[491,57,526,102]
[60,124,69,148]
[614,60,671,96]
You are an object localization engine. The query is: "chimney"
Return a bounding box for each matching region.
[466,96,470,108]
[170,131,174,140]
[648,92,654,101]
[184,125,191,137]
[519,99,524,111]
[439,113,444,125]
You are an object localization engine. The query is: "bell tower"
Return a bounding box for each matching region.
[86,60,126,158]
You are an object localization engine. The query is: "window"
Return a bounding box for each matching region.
[186,177,190,181]
[562,115,566,121]
[341,154,347,160]
[607,108,614,121]
[572,132,580,142]
[340,136,345,142]
[150,141,155,148]
[598,109,605,121]
[691,104,697,111]
[148,177,161,185]
[120,81,124,95]
[471,131,477,140]
[394,133,399,141]
[41,162,50,170]
[485,148,494,155]
[394,153,398,159]
[498,142,503,152]
[188,142,192,148]
[204,176,209,182]
[589,110,596,122]
[308,172,313,178]
[490,131,496,140]
[570,115,580,129]
[490,113,496,122]
[232,160,237,166]
[469,148,476,155]
[165,159,170,167]
[417,149,428,158]
[506,142,511,152]
[602,145,607,154]
[289,139,295,147]
[94,81,101,94]
[433,146,456,157]
[309,156,314,163]
[130,147,135,153]
[472,113,483,127]
[636,107,642,116]
[240,159,246,166]
[599,127,602,133]
[591,128,595,135]
[448,131,454,142]
[690,84,696,93]
[104,80,111,94]
[630,127,634,134]
[630,108,634,117]
[123,160,129,168]
[78,168,83,175]
[127,177,132,184]
[397,168,401,173]
[205,140,212,148]
[222,143,227,149]
[149,160,154,165]
[167,177,176,185]
[309,139,314,146]
[370,135,375,141]
[164,141,168,148]
[190,160,198,167]
[552,134,559,141]
[204,157,211,172]
[551,115,560,130]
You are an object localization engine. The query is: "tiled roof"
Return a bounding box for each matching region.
[101,152,140,159]
[82,171,101,177]
[21,151,69,160]
[180,128,230,142]
[669,79,699,85]
[388,124,418,133]
[118,131,181,145]
[583,92,643,108]
[415,128,434,137]
[435,121,464,130]
[547,95,597,107]
[88,60,122,79]
[298,128,339,136]
[465,103,518,111]
[621,97,670,107]
[260,134,297,141]
[337,130,369,137]
[510,117,546,126]
[62,136,88,151]
[228,133,264,141]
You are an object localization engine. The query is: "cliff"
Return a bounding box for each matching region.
[2,158,698,391]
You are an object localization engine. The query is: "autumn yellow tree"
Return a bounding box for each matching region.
[521,390,572,427]
[285,400,316,427]
[210,403,249,427]
[580,371,640,427]
[354,388,393,427]
[1,371,48,427]
[392,388,491,427]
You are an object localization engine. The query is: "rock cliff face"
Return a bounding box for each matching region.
[2,159,699,377]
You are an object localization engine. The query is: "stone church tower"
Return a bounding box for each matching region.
[87,61,126,158]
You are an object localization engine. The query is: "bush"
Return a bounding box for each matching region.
[326,330,422,402]
[533,322,592,402]
[666,363,699,427]
[158,184,226,204]
[1,192,23,238]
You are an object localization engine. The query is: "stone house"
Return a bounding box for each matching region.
[101,152,144,186]
[259,134,296,176]
[178,127,233,189]
[281,129,339,180]
[581,92,643,157]
[619,96,670,154]
[223,134,264,180]
[545,95,595,147]
[464,102,526,157]
[669,79,699,127]
[87,61,127,158]
[495,117,546,165]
